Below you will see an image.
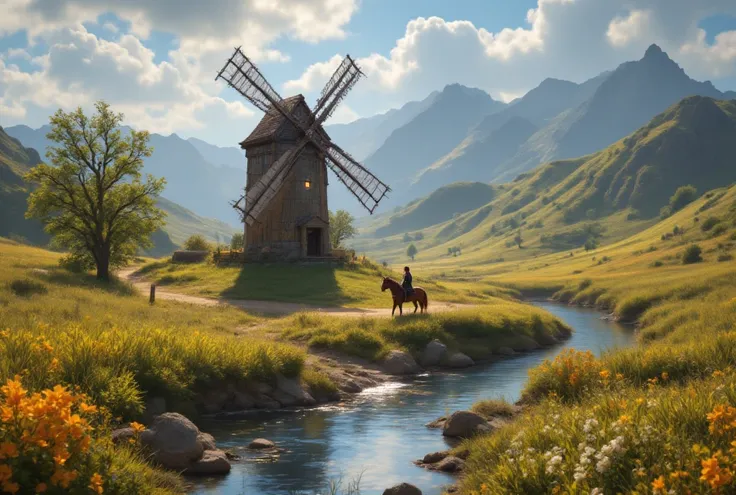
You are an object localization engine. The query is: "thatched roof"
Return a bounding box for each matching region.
[240,95,330,149]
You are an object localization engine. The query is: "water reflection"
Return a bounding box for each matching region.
[191,302,635,495]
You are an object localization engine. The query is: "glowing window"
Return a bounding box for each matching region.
[304,180,311,189]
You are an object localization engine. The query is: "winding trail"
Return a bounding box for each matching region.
[118,267,475,317]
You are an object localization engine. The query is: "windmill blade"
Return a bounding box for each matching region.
[326,143,390,214]
[242,138,310,225]
[313,55,364,125]
[216,47,285,114]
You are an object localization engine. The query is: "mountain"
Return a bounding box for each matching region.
[156,197,238,246]
[498,44,736,181]
[187,137,243,169]
[373,182,497,237]
[5,125,244,225]
[0,126,48,245]
[324,90,439,161]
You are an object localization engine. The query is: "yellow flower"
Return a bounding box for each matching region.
[615,373,624,381]
[700,455,733,490]
[599,370,610,380]
[707,405,736,436]
[713,370,724,378]
[89,473,104,494]
[129,421,146,433]
[660,371,669,381]
[618,414,631,424]
[651,475,666,492]
[669,470,689,480]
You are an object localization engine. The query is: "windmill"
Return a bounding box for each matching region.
[215,47,390,259]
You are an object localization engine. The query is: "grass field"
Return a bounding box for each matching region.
[453,186,736,494]
[135,256,507,307]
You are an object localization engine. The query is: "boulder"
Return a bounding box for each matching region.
[202,390,230,414]
[382,483,423,495]
[435,456,465,473]
[422,451,449,464]
[497,347,515,356]
[253,394,281,409]
[139,413,205,470]
[419,340,447,367]
[275,375,316,406]
[111,427,135,445]
[185,449,231,475]
[248,438,275,450]
[382,350,420,375]
[232,390,255,410]
[197,432,217,451]
[338,379,363,394]
[444,352,475,369]
[425,417,446,429]
[442,411,490,438]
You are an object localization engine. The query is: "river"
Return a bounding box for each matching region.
[190,302,636,495]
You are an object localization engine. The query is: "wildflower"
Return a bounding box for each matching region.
[0,443,18,459]
[670,471,689,480]
[35,482,48,493]
[615,373,624,381]
[2,481,19,494]
[713,370,724,378]
[618,414,631,425]
[89,473,104,494]
[590,488,603,495]
[652,475,666,493]
[130,421,145,433]
[707,404,736,435]
[599,370,610,380]
[660,371,669,381]
[700,455,733,490]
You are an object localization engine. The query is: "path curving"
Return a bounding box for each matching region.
[118,267,475,317]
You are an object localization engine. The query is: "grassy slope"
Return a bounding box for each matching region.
[157,197,238,247]
[135,257,508,308]
[352,97,736,270]
[454,188,736,493]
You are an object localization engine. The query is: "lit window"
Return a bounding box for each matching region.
[304,180,311,189]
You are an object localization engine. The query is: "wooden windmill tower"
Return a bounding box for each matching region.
[215,48,391,260]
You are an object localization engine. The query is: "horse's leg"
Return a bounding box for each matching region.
[413,299,418,313]
[399,303,403,316]
[392,302,396,317]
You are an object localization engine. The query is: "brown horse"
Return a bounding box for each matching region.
[381,277,428,316]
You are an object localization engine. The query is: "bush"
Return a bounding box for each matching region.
[701,217,720,232]
[183,234,212,252]
[230,232,244,250]
[669,185,698,213]
[712,223,728,237]
[718,253,734,262]
[682,244,703,264]
[650,260,664,268]
[9,278,48,297]
[58,253,94,273]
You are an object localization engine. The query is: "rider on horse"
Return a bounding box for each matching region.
[402,266,414,299]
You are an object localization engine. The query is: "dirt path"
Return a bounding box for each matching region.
[118,267,475,317]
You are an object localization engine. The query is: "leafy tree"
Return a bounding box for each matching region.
[682,244,703,264]
[407,243,418,261]
[402,233,412,243]
[414,232,424,241]
[230,232,244,250]
[329,209,357,248]
[669,185,698,213]
[25,102,165,281]
[584,238,599,251]
[514,230,523,249]
[183,234,212,252]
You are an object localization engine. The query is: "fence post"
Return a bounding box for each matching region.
[149,284,156,304]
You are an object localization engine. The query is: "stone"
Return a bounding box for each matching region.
[276,374,317,406]
[338,379,362,394]
[435,456,465,473]
[422,451,449,464]
[419,340,447,367]
[444,352,475,369]
[111,427,135,444]
[425,417,446,429]
[248,438,275,449]
[202,389,230,414]
[382,350,420,375]
[535,332,559,346]
[512,335,541,351]
[442,411,490,439]
[497,347,515,356]
[197,432,217,451]
[139,413,204,470]
[382,482,423,495]
[232,390,255,410]
[253,394,281,410]
[185,449,231,475]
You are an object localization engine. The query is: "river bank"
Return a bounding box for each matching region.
[187,302,635,495]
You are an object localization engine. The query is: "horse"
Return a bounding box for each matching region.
[381,277,428,317]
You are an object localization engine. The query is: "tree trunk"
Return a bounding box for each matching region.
[96,244,111,281]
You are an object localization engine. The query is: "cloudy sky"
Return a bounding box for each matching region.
[1,0,736,147]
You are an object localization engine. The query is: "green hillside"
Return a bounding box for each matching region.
[156,197,238,246]
[352,97,736,268]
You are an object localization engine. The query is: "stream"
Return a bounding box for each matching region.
[190,302,636,495]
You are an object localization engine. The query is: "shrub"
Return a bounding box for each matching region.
[669,185,698,213]
[683,244,703,264]
[701,217,720,232]
[650,260,664,268]
[718,253,734,262]
[230,232,244,250]
[183,234,212,252]
[9,278,48,297]
[58,253,94,273]
[524,349,603,402]
[471,399,515,419]
[712,223,728,237]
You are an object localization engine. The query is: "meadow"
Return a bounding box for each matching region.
[453,186,736,494]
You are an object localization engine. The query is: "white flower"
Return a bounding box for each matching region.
[583,418,599,433]
[595,456,611,473]
[591,488,603,495]
[546,455,563,474]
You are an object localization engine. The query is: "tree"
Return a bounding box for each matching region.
[514,230,523,249]
[402,233,412,243]
[230,232,244,250]
[183,234,212,252]
[584,238,599,251]
[25,102,165,281]
[682,244,703,264]
[407,243,418,261]
[414,232,424,241]
[669,185,698,213]
[329,210,357,248]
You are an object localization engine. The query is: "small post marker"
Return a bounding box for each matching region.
[149,284,156,304]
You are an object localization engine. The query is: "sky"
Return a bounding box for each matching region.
[1,0,736,147]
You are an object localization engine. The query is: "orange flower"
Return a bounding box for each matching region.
[651,475,666,492]
[599,370,610,380]
[707,405,736,436]
[700,455,733,490]
[89,473,104,494]
[35,483,47,493]
[129,421,145,433]
[660,371,669,381]
[2,481,19,494]
[0,443,18,460]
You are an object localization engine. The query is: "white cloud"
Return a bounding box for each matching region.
[326,103,359,124]
[283,54,343,92]
[102,22,119,34]
[607,10,652,47]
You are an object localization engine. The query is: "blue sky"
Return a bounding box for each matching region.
[1,0,736,146]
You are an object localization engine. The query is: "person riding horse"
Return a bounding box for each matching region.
[401,266,414,299]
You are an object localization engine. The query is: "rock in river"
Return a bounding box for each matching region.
[383,482,422,495]
[382,350,420,375]
[419,339,447,367]
[444,352,475,369]
[248,438,276,449]
[435,456,465,473]
[442,411,491,438]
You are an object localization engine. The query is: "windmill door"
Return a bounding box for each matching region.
[307,228,322,256]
